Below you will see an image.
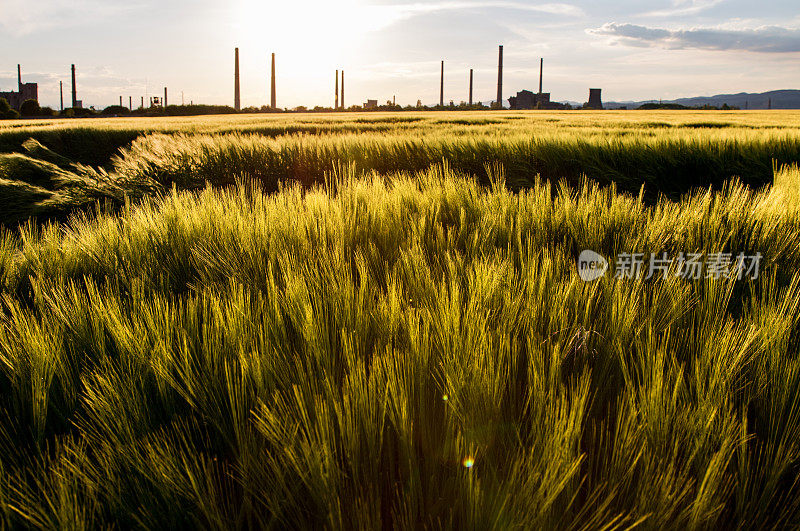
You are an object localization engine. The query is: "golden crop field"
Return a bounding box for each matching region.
[1,111,800,528]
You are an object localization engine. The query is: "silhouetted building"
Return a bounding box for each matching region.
[0,65,38,110]
[507,58,566,110]
[363,99,378,109]
[587,88,603,109]
[508,90,564,110]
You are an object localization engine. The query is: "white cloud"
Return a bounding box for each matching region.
[369,1,585,27]
[589,22,800,53]
[642,0,725,18]
[0,0,144,36]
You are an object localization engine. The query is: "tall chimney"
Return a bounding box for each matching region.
[120,95,123,107]
[234,48,241,111]
[164,87,168,108]
[271,53,276,109]
[469,68,473,105]
[71,64,77,108]
[129,96,132,111]
[496,45,503,109]
[335,69,339,109]
[341,70,344,110]
[538,58,543,95]
[59,81,64,111]
[17,65,22,93]
[440,61,444,107]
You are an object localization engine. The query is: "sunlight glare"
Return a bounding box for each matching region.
[235,0,397,68]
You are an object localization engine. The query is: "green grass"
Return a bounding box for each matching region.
[0,160,799,528]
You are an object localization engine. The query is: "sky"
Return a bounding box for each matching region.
[1,0,799,109]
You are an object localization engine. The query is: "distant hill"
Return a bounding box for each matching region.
[603,90,800,110]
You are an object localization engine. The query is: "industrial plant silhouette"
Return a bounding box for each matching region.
[4,43,606,115]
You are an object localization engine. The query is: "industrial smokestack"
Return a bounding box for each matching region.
[234,48,241,111]
[496,45,503,109]
[129,96,132,111]
[164,87,168,108]
[440,61,444,107]
[17,65,22,93]
[341,70,344,109]
[271,53,276,109]
[335,69,339,109]
[120,96,123,107]
[59,81,64,111]
[469,68,473,105]
[538,58,543,95]
[71,64,77,108]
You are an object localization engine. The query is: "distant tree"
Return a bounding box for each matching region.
[39,106,56,116]
[0,98,19,119]
[62,107,94,117]
[20,99,40,117]
[101,105,131,116]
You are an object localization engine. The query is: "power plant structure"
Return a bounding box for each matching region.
[0,46,607,116]
[587,88,603,109]
[440,61,444,106]
[469,68,473,105]
[234,48,241,111]
[0,64,39,110]
[508,58,566,110]
[271,52,276,109]
[71,64,82,109]
[232,48,278,110]
[496,45,503,108]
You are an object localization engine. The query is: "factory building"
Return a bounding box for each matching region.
[507,59,567,110]
[509,90,555,110]
[0,65,38,110]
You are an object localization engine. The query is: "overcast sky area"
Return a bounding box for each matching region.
[2,0,799,109]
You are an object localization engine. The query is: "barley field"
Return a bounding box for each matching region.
[0,111,799,529]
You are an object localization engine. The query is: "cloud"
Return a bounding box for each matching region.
[589,22,800,53]
[642,0,725,17]
[370,1,585,27]
[0,0,144,36]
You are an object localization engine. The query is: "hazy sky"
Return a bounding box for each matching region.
[2,0,799,109]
